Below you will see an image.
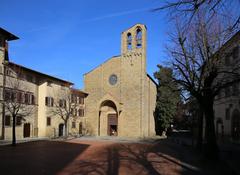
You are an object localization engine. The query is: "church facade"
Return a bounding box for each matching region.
[84,24,157,138]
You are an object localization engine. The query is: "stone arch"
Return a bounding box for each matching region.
[98,100,118,136]
[231,109,240,140]
[127,32,132,50]
[136,27,142,48]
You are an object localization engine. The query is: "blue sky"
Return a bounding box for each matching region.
[0,0,170,89]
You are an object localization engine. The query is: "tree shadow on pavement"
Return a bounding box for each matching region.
[0,140,89,175]
[69,140,198,175]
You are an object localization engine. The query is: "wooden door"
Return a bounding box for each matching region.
[23,123,30,138]
[59,124,64,137]
[108,114,118,136]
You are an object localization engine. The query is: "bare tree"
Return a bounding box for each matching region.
[153,0,240,31]
[49,88,79,137]
[167,12,240,159]
[2,65,35,146]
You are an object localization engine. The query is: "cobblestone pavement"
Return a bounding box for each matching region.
[0,138,235,175]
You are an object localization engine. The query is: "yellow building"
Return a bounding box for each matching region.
[84,24,157,138]
[0,28,88,140]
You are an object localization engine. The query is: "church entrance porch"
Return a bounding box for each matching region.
[99,100,118,136]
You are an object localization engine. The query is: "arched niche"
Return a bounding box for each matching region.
[99,100,118,136]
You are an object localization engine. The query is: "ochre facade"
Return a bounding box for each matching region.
[84,24,157,138]
[0,28,88,140]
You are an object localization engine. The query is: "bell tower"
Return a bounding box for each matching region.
[121,23,147,73]
[120,24,148,137]
[121,24,146,55]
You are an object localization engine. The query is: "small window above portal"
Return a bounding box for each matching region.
[127,33,132,50]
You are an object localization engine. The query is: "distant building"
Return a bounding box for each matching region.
[84,24,157,137]
[214,31,240,141]
[0,28,88,140]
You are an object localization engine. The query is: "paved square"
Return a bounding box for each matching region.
[0,138,230,175]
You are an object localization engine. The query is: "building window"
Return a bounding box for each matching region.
[71,94,77,103]
[24,93,34,105]
[225,108,230,120]
[6,68,12,76]
[17,92,23,103]
[4,90,16,102]
[136,28,142,48]
[31,94,35,105]
[79,97,84,104]
[4,90,11,101]
[45,97,54,107]
[59,99,66,108]
[16,116,22,126]
[5,115,11,126]
[47,117,51,126]
[4,90,34,105]
[127,33,132,50]
[25,93,29,104]
[79,109,84,117]
[72,122,76,128]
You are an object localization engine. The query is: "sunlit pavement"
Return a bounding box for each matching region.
[0,138,235,175]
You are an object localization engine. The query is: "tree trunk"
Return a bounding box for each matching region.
[12,115,16,146]
[196,108,203,150]
[202,98,218,160]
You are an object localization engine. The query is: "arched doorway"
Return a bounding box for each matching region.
[232,109,240,140]
[23,123,30,138]
[59,123,64,137]
[99,100,118,136]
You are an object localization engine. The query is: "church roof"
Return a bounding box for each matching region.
[84,55,120,75]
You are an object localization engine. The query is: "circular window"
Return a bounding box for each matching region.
[109,74,118,85]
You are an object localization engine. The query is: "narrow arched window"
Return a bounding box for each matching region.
[127,33,132,50]
[136,28,142,48]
